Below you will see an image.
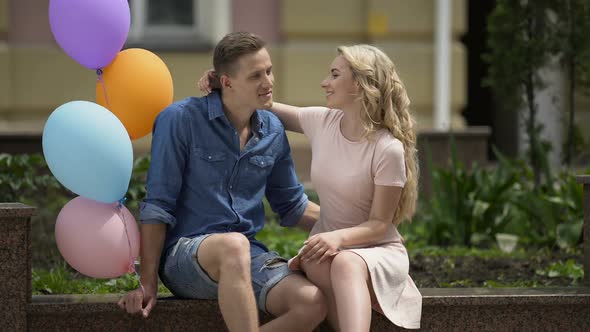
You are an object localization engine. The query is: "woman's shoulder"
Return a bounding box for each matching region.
[299,106,341,126]
[301,106,339,116]
[374,130,405,154]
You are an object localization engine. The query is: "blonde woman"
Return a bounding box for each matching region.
[200,44,421,331]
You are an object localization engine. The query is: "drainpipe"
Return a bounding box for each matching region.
[434,0,452,130]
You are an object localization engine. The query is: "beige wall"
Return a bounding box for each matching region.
[0,0,8,34]
[282,0,366,39]
[0,0,470,155]
[0,45,286,154]
[367,0,466,39]
[280,0,467,130]
[0,44,11,109]
[0,47,216,154]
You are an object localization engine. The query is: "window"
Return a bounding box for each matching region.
[127,0,230,49]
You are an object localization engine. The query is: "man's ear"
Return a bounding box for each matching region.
[220,74,232,89]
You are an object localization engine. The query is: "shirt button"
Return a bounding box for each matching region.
[208,156,212,160]
[261,161,264,165]
[229,185,233,189]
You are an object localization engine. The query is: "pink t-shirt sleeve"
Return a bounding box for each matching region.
[373,138,407,187]
[297,107,330,142]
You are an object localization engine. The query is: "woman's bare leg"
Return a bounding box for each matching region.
[330,252,372,332]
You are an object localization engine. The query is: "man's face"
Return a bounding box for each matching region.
[224,48,274,110]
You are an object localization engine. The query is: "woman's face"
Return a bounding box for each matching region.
[321,55,358,110]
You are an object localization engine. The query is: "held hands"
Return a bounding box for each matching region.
[300,231,343,264]
[117,286,157,319]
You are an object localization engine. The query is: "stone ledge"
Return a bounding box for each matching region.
[31,287,590,307]
[417,126,492,138]
[577,175,590,184]
[28,288,590,331]
[0,203,36,219]
[421,287,590,306]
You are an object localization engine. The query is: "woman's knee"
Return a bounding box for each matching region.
[330,252,368,279]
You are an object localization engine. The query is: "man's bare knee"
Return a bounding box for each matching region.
[217,233,251,275]
[197,233,251,282]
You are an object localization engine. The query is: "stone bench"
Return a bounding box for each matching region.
[1,174,589,331]
[25,288,590,331]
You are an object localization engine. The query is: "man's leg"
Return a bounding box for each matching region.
[197,232,259,332]
[301,258,340,331]
[261,273,328,332]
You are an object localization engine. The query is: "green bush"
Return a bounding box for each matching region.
[2,152,585,265]
[401,149,586,248]
[0,153,64,203]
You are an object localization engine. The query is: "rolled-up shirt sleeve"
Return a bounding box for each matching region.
[140,201,177,227]
[139,105,190,229]
[265,131,308,227]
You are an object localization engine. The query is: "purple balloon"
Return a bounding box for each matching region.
[49,0,130,70]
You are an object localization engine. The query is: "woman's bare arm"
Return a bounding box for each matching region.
[270,102,304,133]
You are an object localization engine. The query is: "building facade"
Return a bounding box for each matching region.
[1,0,587,166]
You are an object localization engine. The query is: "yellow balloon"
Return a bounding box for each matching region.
[96,48,173,140]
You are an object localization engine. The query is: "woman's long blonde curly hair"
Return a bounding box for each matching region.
[338,45,418,225]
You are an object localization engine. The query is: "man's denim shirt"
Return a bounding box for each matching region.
[139,91,308,256]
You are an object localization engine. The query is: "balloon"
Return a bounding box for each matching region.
[49,0,130,70]
[42,101,133,203]
[96,48,174,140]
[55,196,140,279]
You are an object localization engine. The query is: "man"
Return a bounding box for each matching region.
[118,32,326,332]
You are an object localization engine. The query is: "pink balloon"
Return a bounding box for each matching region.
[55,196,140,279]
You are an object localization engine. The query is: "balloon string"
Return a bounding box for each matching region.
[117,197,145,296]
[96,69,112,110]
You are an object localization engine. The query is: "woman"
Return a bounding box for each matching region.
[201,44,421,331]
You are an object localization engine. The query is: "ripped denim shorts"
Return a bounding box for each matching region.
[159,234,296,313]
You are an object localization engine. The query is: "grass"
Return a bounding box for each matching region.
[32,263,170,295]
[32,240,585,294]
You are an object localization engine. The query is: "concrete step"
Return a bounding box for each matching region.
[28,288,590,331]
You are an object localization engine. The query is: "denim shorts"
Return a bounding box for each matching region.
[159,234,295,313]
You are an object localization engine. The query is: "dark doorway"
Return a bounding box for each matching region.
[461,0,519,159]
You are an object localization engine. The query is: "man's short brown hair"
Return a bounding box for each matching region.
[213,32,266,77]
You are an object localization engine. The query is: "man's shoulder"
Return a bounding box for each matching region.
[257,109,285,133]
[167,96,207,113]
[157,96,206,122]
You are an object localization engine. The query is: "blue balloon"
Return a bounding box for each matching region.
[42,101,133,203]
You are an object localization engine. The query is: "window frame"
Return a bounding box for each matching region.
[127,0,230,50]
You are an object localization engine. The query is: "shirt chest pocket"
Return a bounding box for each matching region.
[245,155,275,179]
[191,148,230,185]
